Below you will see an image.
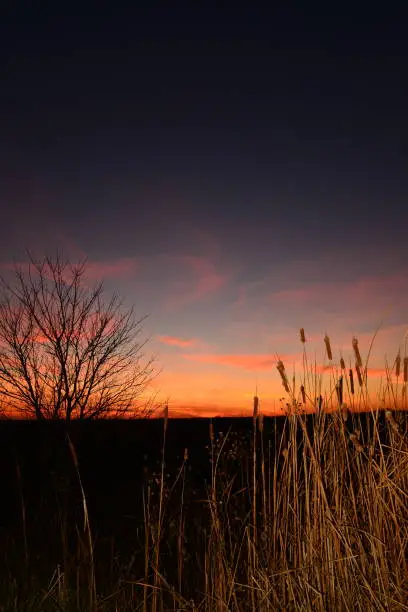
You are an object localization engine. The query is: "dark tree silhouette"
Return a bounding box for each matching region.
[0,254,154,421]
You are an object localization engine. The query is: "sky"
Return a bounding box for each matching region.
[1,5,408,416]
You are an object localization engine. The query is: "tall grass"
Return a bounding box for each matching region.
[1,329,407,610]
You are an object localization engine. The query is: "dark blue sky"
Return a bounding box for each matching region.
[1,5,407,413]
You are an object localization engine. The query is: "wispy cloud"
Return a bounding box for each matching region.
[159,255,228,311]
[167,404,254,418]
[267,273,408,310]
[157,335,200,348]
[84,258,138,280]
[0,256,138,282]
[182,352,302,371]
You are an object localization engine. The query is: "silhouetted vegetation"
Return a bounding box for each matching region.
[0,330,407,610]
[0,254,154,422]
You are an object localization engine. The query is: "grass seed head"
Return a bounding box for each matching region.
[67,437,79,468]
[350,432,364,453]
[341,404,349,421]
[385,410,400,433]
[276,360,290,393]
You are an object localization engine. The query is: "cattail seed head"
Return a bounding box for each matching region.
[395,352,401,377]
[300,328,306,343]
[258,413,264,432]
[404,357,408,383]
[352,337,363,368]
[340,357,346,370]
[337,375,343,405]
[253,395,259,419]
[209,421,214,443]
[355,363,363,387]
[349,369,355,394]
[163,404,169,433]
[341,404,349,421]
[324,334,333,361]
[300,385,306,404]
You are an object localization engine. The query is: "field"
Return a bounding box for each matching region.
[0,406,407,611]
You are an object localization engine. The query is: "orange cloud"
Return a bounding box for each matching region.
[157,335,199,348]
[167,404,248,418]
[182,352,302,371]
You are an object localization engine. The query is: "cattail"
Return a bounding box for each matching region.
[336,376,343,405]
[209,421,214,443]
[300,328,306,343]
[404,357,408,383]
[395,352,401,377]
[300,385,306,404]
[349,369,355,395]
[184,448,189,461]
[324,334,333,361]
[163,404,169,434]
[258,412,264,432]
[340,357,346,370]
[276,360,290,393]
[355,363,363,387]
[352,337,363,368]
[253,395,259,419]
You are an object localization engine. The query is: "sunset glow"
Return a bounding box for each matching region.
[1,7,407,418]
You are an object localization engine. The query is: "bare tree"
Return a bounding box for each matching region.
[0,254,154,422]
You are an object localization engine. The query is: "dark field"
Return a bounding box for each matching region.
[0,412,406,611]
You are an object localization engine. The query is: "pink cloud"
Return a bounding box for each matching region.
[268,274,408,311]
[183,256,225,297]
[84,258,138,280]
[161,255,228,310]
[0,257,138,283]
[157,335,199,348]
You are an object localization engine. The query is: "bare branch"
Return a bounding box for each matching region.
[0,253,154,421]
